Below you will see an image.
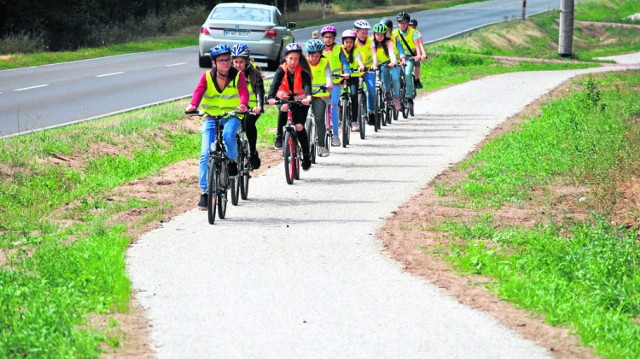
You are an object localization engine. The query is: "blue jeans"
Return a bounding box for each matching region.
[329,84,341,135]
[199,116,240,192]
[381,64,401,98]
[402,58,416,98]
[363,71,376,113]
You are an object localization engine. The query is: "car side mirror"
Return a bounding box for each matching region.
[288,22,296,29]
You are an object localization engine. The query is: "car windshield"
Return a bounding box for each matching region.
[210,7,271,22]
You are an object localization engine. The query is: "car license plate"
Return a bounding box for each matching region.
[224,29,249,37]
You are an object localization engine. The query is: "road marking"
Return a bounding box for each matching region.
[165,62,187,67]
[14,84,49,91]
[96,72,124,78]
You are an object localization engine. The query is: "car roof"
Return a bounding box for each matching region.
[214,2,277,11]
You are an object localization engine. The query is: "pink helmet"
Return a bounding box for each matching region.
[320,25,337,36]
[341,29,356,41]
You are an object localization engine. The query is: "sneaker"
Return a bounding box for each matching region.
[274,135,283,149]
[393,98,402,111]
[385,91,392,102]
[405,98,414,109]
[302,155,311,171]
[351,121,360,132]
[331,135,341,147]
[250,151,261,169]
[228,162,238,177]
[415,78,423,89]
[318,147,330,157]
[198,193,207,210]
[367,112,375,125]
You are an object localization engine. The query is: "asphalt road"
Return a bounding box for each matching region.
[127,64,635,358]
[0,0,561,138]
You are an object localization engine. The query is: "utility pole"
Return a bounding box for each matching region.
[522,0,527,20]
[558,0,574,57]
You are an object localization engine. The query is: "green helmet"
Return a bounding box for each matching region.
[373,23,388,34]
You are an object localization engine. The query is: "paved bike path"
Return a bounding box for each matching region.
[127,65,634,358]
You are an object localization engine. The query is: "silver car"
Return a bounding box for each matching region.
[198,2,296,70]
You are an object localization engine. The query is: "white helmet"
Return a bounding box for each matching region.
[353,19,371,30]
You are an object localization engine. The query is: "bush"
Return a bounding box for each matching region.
[0,31,46,54]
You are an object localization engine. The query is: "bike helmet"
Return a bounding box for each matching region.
[305,39,325,53]
[210,44,231,59]
[381,18,393,30]
[341,29,357,41]
[230,44,250,58]
[396,12,411,22]
[409,18,418,27]
[353,19,371,30]
[320,25,337,36]
[283,42,303,56]
[373,23,388,34]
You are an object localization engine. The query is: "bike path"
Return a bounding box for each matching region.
[127,65,634,358]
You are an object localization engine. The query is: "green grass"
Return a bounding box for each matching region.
[434,71,640,357]
[575,0,640,23]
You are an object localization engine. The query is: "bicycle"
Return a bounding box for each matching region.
[233,113,254,205]
[271,99,307,184]
[374,67,385,131]
[399,57,418,119]
[332,74,353,148]
[355,69,374,140]
[305,86,329,164]
[186,110,243,224]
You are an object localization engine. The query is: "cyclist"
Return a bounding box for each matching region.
[392,12,425,110]
[320,25,350,147]
[306,39,333,157]
[267,43,314,171]
[230,44,265,169]
[353,19,377,126]
[185,44,249,209]
[371,23,402,112]
[340,29,365,132]
[409,18,427,89]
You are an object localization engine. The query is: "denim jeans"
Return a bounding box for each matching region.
[199,116,240,192]
[381,64,401,98]
[402,58,416,98]
[329,84,341,136]
[363,71,376,113]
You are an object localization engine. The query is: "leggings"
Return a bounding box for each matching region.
[276,104,310,156]
[243,113,260,154]
[311,97,328,147]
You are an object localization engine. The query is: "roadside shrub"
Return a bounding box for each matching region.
[0,32,45,54]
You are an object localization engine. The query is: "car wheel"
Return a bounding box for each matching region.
[199,54,212,68]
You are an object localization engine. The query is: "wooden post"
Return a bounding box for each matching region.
[558,0,574,57]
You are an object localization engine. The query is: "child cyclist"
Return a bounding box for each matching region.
[320,25,350,147]
[230,44,265,169]
[185,44,249,210]
[340,29,365,132]
[353,19,377,126]
[267,43,314,171]
[409,18,427,89]
[393,12,426,109]
[371,23,402,112]
[305,39,333,157]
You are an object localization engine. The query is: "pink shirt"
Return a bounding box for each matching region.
[190,69,249,107]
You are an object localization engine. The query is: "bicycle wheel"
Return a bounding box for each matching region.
[402,104,409,119]
[375,88,383,131]
[206,158,217,225]
[238,140,250,200]
[230,176,239,206]
[357,93,366,140]
[324,132,332,153]
[294,135,301,180]
[340,99,350,148]
[385,102,392,126]
[283,131,295,184]
[306,116,317,164]
[217,163,228,219]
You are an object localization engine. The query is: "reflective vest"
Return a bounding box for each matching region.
[309,57,330,98]
[277,63,306,101]
[200,69,241,116]
[393,27,417,57]
[354,36,373,67]
[375,43,390,64]
[340,47,364,78]
[324,45,343,84]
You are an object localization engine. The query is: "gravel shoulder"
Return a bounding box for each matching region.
[125,56,639,357]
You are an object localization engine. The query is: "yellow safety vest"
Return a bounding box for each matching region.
[375,44,390,64]
[201,70,241,116]
[354,36,373,67]
[309,58,330,98]
[324,45,343,84]
[392,27,417,57]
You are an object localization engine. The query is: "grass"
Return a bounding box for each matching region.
[434,71,640,357]
[1,0,639,355]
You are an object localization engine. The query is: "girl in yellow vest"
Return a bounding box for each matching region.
[231,44,265,169]
[340,29,365,132]
[393,12,424,109]
[267,43,314,171]
[353,19,377,126]
[320,25,351,147]
[306,39,333,157]
[371,23,402,112]
[409,18,427,89]
[185,44,249,210]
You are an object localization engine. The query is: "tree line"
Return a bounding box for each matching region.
[0,0,303,51]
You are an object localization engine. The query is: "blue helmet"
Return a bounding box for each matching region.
[231,44,251,58]
[305,39,325,53]
[209,44,231,60]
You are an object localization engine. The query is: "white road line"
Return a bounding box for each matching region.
[165,62,187,67]
[96,72,124,78]
[14,84,49,91]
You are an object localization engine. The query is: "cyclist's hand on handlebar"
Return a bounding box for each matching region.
[185,104,197,113]
[389,62,396,68]
[326,83,334,91]
[267,98,277,106]
[358,65,365,72]
[237,104,248,113]
[301,96,312,106]
[252,107,262,115]
[280,103,290,112]
[371,64,378,71]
